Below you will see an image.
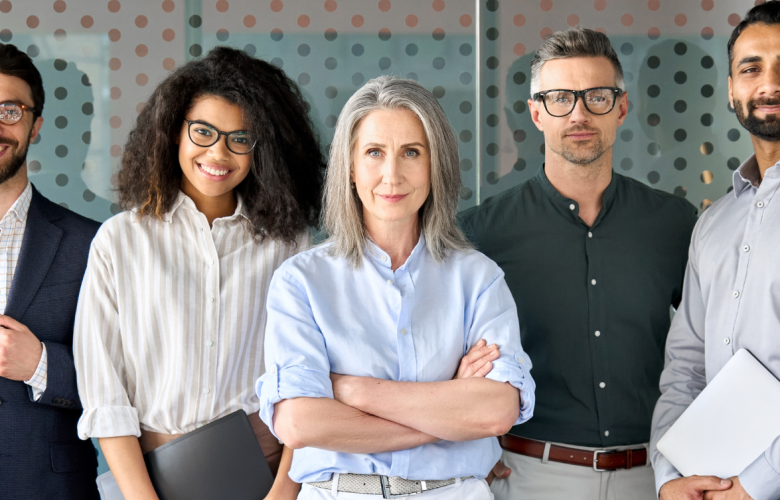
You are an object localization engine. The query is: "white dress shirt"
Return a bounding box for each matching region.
[75,191,308,439]
[651,155,780,500]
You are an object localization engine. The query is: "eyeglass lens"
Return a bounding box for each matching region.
[188,121,255,154]
[0,103,24,125]
[543,89,616,116]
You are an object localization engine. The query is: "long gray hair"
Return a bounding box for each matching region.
[323,75,471,267]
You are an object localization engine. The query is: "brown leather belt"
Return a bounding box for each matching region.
[499,435,647,471]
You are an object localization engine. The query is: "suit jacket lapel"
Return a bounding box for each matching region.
[5,188,63,320]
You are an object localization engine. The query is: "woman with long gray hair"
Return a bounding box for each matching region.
[257,76,535,500]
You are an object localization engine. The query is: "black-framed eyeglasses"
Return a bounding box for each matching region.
[532,87,624,117]
[0,101,35,125]
[185,119,257,155]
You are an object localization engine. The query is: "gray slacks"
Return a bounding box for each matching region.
[490,445,656,500]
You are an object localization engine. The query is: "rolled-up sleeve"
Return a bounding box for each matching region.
[650,230,707,494]
[466,270,535,425]
[73,232,140,439]
[256,268,334,440]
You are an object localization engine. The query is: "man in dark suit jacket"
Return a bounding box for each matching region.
[0,43,100,500]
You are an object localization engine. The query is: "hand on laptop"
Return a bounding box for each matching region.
[703,477,753,500]
[659,476,732,500]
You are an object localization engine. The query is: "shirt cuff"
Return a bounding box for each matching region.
[653,455,682,497]
[485,352,536,425]
[23,342,47,401]
[740,452,780,500]
[77,406,141,440]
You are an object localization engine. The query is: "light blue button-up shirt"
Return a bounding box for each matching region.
[651,155,780,500]
[257,235,535,483]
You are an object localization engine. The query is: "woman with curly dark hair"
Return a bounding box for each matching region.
[73,46,324,500]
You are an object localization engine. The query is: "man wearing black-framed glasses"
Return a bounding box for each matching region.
[459,27,698,500]
[0,43,100,500]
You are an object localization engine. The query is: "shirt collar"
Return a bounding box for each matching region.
[733,154,772,197]
[161,190,250,223]
[535,165,618,225]
[365,231,427,270]
[2,181,33,226]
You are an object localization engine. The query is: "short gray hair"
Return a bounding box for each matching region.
[530,27,624,96]
[323,75,471,267]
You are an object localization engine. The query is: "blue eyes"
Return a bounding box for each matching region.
[367,149,419,157]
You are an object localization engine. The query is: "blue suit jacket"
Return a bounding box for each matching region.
[0,185,100,500]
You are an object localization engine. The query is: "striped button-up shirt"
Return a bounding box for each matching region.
[74,191,308,439]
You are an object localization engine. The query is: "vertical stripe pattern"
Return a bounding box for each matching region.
[74,192,307,439]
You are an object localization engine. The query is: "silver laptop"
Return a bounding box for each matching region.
[657,349,780,478]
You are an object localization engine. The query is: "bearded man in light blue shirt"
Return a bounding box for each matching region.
[257,76,535,500]
[651,3,780,500]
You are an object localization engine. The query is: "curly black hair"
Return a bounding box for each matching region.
[118,46,324,243]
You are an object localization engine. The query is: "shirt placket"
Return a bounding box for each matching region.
[0,216,13,314]
[388,262,416,479]
[196,217,221,419]
[725,179,780,363]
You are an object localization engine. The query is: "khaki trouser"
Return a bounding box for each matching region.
[490,445,656,500]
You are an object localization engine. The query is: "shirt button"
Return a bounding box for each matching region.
[757,201,765,208]
[569,204,576,211]
[594,330,601,337]
[209,259,215,266]
[588,232,593,238]
[206,340,213,347]
[599,382,606,388]
[270,366,277,373]
[743,245,750,252]
[387,279,394,285]
[733,291,740,298]
[604,430,610,437]
[591,279,597,285]
[203,388,210,394]
[400,328,407,335]
[209,297,215,303]
[724,337,731,345]
[381,256,387,262]
[516,355,523,363]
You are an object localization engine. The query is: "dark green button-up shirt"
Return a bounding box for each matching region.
[458,167,697,447]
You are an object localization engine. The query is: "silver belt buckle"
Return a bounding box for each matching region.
[380,476,417,499]
[592,449,608,472]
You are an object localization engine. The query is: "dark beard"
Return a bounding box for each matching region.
[549,126,610,165]
[0,134,29,186]
[733,97,780,142]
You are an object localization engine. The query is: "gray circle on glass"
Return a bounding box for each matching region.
[486,56,499,69]
[621,43,633,55]
[514,158,526,171]
[82,131,91,144]
[539,143,545,154]
[674,100,687,113]
[352,44,364,56]
[701,113,713,126]
[674,157,687,170]
[620,157,633,170]
[110,203,121,215]
[378,29,391,41]
[28,160,40,172]
[433,57,445,69]
[727,157,741,170]
[486,172,499,184]
[623,71,634,84]
[325,57,338,69]
[701,85,714,97]
[460,187,473,200]
[405,44,418,56]
[271,28,283,41]
[674,129,687,141]
[647,171,660,184]
[486,0,499,11]
[298,73,310,85]
[54,59,67,71]
[432,30,445,41]
[216,29,229,41]
[621,129,633,141]
[54,87,67,100]
[460,72,472,85]
[244,44,256,56]
[189,15,202,28]
[325,86,337,99]
[486,143,499,156]
[513,101,526,113]
[83,189,96,202]
[271,57,283,68]
[727,128,741,141]
[55,145,68,158]
[406,72,418,81]
[27,45,40,58]
[674,186,687,198]
[433,86,445,98]
[325,114,337,128]
[55,174,69,186]
[647,56,660,69]
[460,101,472,114]
[379,57,392,70]
[460,43,472,56]
[0,29,11,42]
[513,72,526,84]
[352,72,365,86]
[460,159,473,171]
[701,56,714,69]
[486,85,499,98]
[486,27,499,41]
[486,114,499,127]
[189,44,202,57]
[674,71,687,84]
[648,142,660,155]
[82,102,93,115]
[674,42,687,55]
[81,74,91,86]
[459,130,472,142]
[298,44,310,56]
[647,113,660,126]
[33,134,41,145]
[513,129,526,142]
[55,116,68,129]
[325,29,338,41]
[647,85,660,97]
